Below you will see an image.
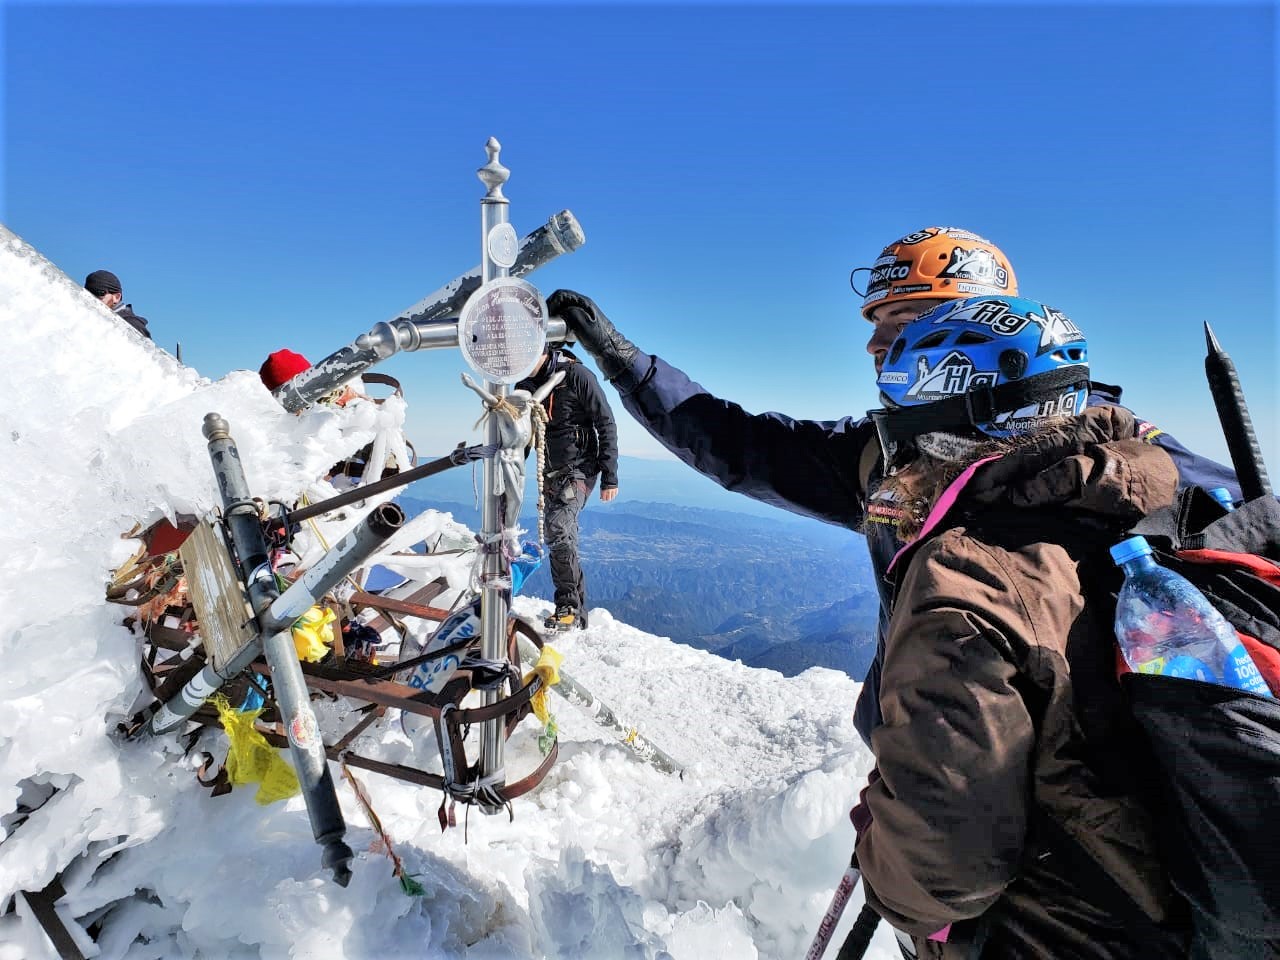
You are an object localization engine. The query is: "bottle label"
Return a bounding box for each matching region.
[1222,641,1274,697]
[407,608,478,694]
[1136,654,1217,683]
[1135,656,1165,675]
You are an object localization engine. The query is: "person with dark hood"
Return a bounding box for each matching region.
[516,344,619,631]
[85,269,151,340]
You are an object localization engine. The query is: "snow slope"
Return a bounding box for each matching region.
[0,225,894,959]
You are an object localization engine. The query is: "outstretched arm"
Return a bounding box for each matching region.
[549,289,874,528]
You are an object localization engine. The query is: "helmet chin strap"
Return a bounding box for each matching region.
[870,365,1089,471]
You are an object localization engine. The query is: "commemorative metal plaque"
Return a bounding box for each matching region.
[457,275,547,384]
[486,222,519,269]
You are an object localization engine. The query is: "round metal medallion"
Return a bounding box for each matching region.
[458,277,548,384]
[487,222,519,269]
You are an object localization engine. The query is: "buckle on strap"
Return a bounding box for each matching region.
[964,386,999,427]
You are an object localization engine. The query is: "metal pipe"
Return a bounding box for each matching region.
[274,317,569,413]
[477,137,512,812]
[148,424,405,734]
[514,634,684,778]
[144,503,401,737]
[274,211,583,412]
[273,322,406,413]
[148,414,405,886]
[394,208,583,325]
[408,315,569,351]
[260,503,404,631]
[203,413,276,619]
[285,443,486,526]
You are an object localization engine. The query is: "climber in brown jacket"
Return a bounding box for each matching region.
[850,296,1192,959]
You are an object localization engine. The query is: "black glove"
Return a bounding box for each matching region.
[546,289,640,382]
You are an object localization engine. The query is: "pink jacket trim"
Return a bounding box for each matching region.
[887,455,1004,574]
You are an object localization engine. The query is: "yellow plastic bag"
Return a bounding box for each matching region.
[523,645,563,757]
[523,644,564,724]
[212,694,300,805]
[292,605,336,663]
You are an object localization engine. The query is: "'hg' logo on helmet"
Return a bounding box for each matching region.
[895,229,939,246]
[998,390,1084,431]
[932,299,1083,355]
[939,247,1009,289]
[932,299,1026,334]
[906,352,997,401]
[1034,306,1084,354]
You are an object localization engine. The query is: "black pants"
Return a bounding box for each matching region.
[545,472,595,611]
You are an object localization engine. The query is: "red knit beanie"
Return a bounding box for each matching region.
[259,349,312,391]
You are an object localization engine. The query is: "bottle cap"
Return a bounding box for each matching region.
[1207,487,1235,510]
[1110,535,1153,566]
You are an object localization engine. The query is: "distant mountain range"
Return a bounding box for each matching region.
[405,453,801,518]
[397,455,880,679]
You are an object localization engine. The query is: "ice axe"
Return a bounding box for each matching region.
[1204,322,1272,502]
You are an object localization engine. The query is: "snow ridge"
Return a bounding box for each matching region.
[0,226,891,959]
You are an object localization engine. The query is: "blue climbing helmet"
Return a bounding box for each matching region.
[870,295,1090,469]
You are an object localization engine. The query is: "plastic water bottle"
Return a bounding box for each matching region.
[1207,486,1236,512]
[407,598,480,694]
[1111,535,1271,696]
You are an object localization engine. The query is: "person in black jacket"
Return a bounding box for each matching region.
[85,269,152,340]
[543,227,1240,740]
[517,345,620,631]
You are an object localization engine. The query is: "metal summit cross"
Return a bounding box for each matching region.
[273,138,579,812]
[457,138,566,812]
[272,140,581,414]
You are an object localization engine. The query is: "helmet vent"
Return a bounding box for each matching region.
[956,331,993,345]
[911,331,949,349]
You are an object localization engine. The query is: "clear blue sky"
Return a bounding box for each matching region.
[5,1,1276,469]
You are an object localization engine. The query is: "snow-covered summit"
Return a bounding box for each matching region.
[0,225,891,959]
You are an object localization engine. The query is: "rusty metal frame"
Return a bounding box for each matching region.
[134,582,558,807]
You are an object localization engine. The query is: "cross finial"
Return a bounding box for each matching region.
[478,137,509,200]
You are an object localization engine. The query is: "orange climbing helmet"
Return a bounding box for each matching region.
[852,226,1018,319]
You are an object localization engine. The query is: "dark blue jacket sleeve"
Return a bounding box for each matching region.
[1147,426,1241,500]
[613,353,874,528]
[1088,385,1241,499]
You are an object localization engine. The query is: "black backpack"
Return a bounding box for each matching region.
[1111,487,1280,959]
